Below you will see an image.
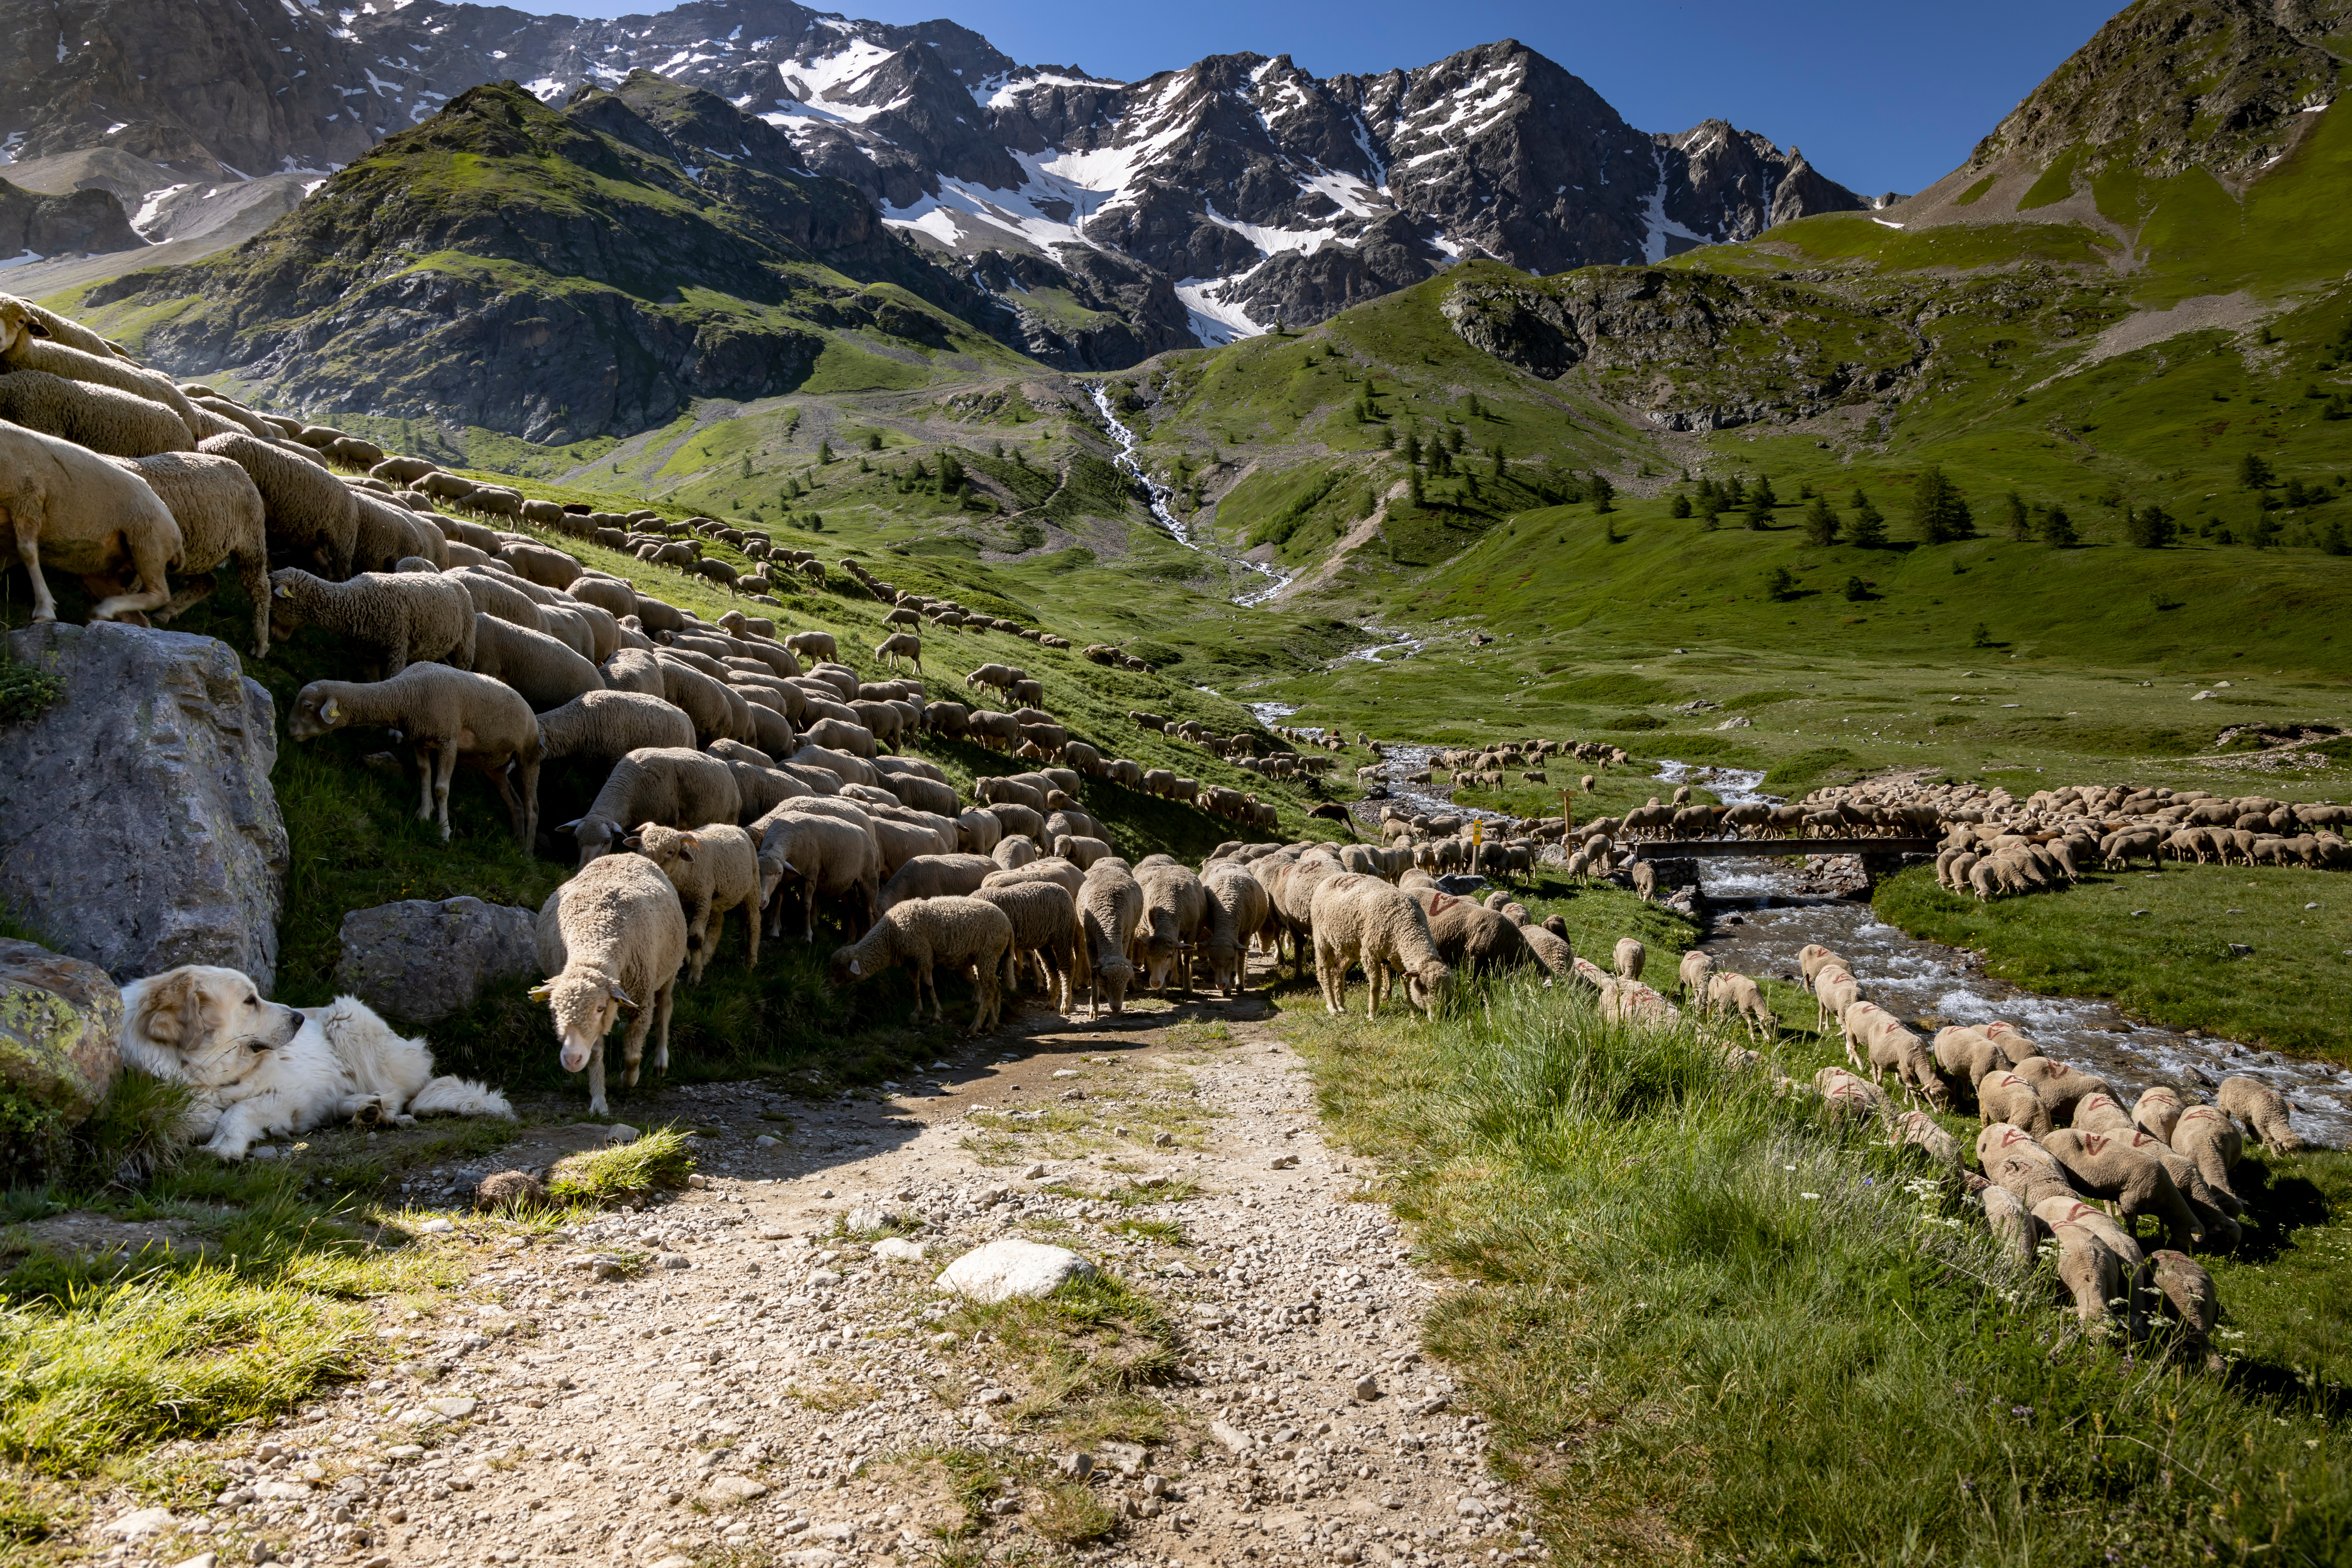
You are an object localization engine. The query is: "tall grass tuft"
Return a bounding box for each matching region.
[1292,976,2352,1565]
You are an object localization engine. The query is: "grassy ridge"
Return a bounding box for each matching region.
[1289,975,2352,1564]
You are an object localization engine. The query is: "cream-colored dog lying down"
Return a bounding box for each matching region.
[118,965,513,1159]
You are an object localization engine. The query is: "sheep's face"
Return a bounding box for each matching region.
[1405,960,1453,1016]
[533,975,628,1071]
[288,689,345,740]
[1140,940,1181,992]
[757,853,798,906]
[1199,942,1240,996]
[570,816,620,866]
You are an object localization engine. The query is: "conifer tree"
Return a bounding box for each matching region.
[1803,494,1839,545]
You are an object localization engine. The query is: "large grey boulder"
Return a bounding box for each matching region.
[0,938,124,1124]
[0,624,285,988]
[334,896,538,1024]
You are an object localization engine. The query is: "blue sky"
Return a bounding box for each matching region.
[527,0,2122,197]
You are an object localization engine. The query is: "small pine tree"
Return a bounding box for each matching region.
[2041,505,2077,547]
[1753,475,1778,509]
[2004,490,2032,541]
[938,452,965,497]
[1402,432,1421,467]
[1446,425,1465,455]
[858,456,871,474]
[1590,472,1615,514]
[739,453,753,479]
[2123,502,2175,547]
[1848,492,1887,547]
[1971,622,1994,648]
[864,431,882,451]
[815,439,832,464]
[1745,487,1774,530]
[1723,476,1746,509]
[1766,565,1798,600]
[1407,467,1424,508]
[1803,494,1839,545]
[1843,575,1870,601]
[992,440,1004,459]
[1377,425,1394,450]
[1466,392,1483,419]
[2324,520,2349,556]
[1912,465,1974,542]
[1670,493,1692,519]
[1490,446,1506,481]
[2239,452,2275,488]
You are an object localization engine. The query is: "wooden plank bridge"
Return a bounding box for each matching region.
[1628,837,1939,860]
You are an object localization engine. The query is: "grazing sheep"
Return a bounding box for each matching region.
[1980,1184,2039,1270]
[1797,943,1849,982]
[829,896,1014,1030]
[1198,861,1271,997]
[626,822,762,982]
[100,449,270,656]
[1981,1021,2040,1065]
[0,367,193,457]
[535,690,695,768]
[2046,1219,2130,1334]
[1309,873,1452,1019]
[784,630,837,664]
[531,852,688,1114]
[289,666,541,845]
[1,294,126,358]
[972,880,1086,1013]
[2070,1092,2137,1138]
[1078,860,1144,1016]
[1704,971,1780,1045]
[349,489,442,573]
[1977,1071,2053,1137]
[1979,1123,2075,1207]
[2216,1075,2302,1153]
[2043,1129,2202,1251]
[1136,862,1208,994]
[470,612,606,711]
[268,567,475,675]
[2170,1105,2245,1211]
[1813,966,1862,1033]
[2009,1057,2116,1125]
[565,747,742,865]
[876,631,922,672]
[600,646,670,698]
[1814,1066,1890,1123]
[2144,1250,2221,1364]
[0,301,200,436]
[1930,1025,2005,1091]
[1892,1109,1961,1167]
[756,810,883,943]
[992,834,1039,872]
[1611,938,1644,981]
[878,853,1000,914]
[2130,1086,2184,1145]
[1677,948,1714,999]
[0,418,183,624]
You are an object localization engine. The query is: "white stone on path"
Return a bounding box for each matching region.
[703,1475,768,1504]
[105,1508,175,1539]
[872,1237,927,1262]
[934,1238,1096,1302]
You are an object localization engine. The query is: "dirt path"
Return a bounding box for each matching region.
[1274,481,1410,603]
[106,978,1532,1568]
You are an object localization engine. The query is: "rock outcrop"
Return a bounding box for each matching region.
[1441,265,1924,429]
[0,178,146,262]
[0,623,286,988]
[0,938,123,1126]
[334,896,540,1025]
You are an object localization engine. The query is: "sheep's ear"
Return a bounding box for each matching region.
[527,981,554,1002]
[559,818,584,834]
[26,319,50,338]
[847,958,862,976]
[272,580,294,598]
[608,984,636,1008]
[320,696,340,725]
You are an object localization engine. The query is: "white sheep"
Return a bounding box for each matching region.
[532,853,688,1114]
[828,896,1014,1030]
[470,612,606,711]
[535,690,695,766]
[566,746,742,864]
[268,567,475,675]
[0,418,182,624]
[0,298,199,437]
[627,822,762,981]
[289,665,543,844]
[1078,859,1144,1016]
[200,432,357,577]
[1612,937,1645,981]
[102,449,270,656]
[0,367,192,457]
[757,808,884,943]
[1309,873,1451,1018]
[972,879,1086,1012]
[1136,861,1208,994]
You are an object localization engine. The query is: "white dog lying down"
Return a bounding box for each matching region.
[119,965,513,1159]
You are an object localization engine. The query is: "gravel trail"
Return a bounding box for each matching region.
[108,984,1534,1568]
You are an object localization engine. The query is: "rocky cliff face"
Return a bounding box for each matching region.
[93,77,1015,442]
[0,177,144,262]
[1441,267,1924,430]
[1963,0,2349,178]
[4,0,1862,356]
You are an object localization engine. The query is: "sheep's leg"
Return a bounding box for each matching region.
[414,744,438,824]
[652,980,677,1077]
[742,906,759,971]
[516,755,541,849]
[9,510,59,622]
[587,1038,608,1116]
[431,742,458,841]
[93,519,177,622]
[492,764,528,849]
[238,545,271,657]
[803,883,819,944]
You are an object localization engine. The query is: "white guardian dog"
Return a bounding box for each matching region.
[118,965,513,1159]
